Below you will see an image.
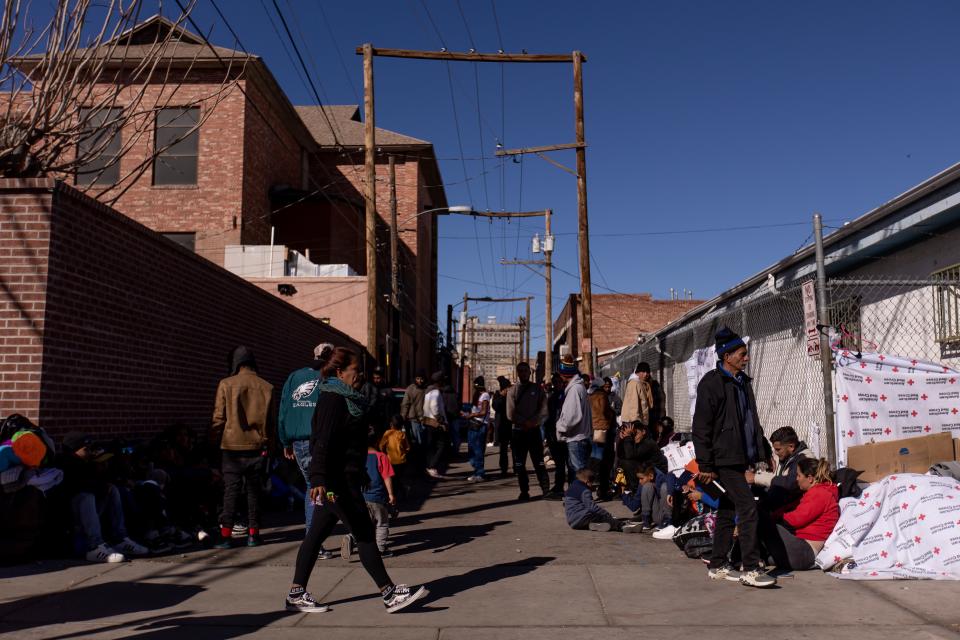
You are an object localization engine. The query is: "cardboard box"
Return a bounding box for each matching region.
[955,438,960,462]
[846,432,954,482]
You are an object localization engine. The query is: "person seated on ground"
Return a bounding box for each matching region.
[616,422,667,493]
[55,432,149,563]
[151,429,219,543]
[760,457,839,572]
[654,416,676,449]
[564,468,643,533]
[748,426,815,511]
[651,463,722,540]
[622,463,675,532]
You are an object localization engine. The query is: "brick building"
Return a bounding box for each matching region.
[7,16,445,379]
[553,293,704,365]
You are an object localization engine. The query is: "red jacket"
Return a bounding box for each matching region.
[781,482,839,542]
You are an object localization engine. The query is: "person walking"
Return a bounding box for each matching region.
[400,370,427,449]
[463,376,492,482]
[422,371,448,478]
[621,362,653,431]
[491,376,513,476]
[278,343,336,559]
[285,346,428,613]
[506,362,550,500]
[692,327,775,588]
[543,373,568,500]
[556,357,592,478]
[212,346,275,548]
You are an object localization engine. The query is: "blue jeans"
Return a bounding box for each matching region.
[566,439,592,478]
[71,484,127,551]
[292,440,314,529]
[410,420,429,448]
[467,427,486,478]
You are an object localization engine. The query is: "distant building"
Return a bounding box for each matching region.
[553,293,704,366]
[458,316,524,386]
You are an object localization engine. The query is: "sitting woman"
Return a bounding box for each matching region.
[761,457,839,571]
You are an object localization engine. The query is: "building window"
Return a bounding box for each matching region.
[933,263,960,345]
[76,107,122,186]
[153,107,199,186]
[162,232,196,252]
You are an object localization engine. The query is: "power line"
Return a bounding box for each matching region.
[314,1,362,103]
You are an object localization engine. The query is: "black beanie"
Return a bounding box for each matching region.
[715,326,745,358]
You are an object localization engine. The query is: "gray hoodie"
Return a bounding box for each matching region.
[556,375,592,443]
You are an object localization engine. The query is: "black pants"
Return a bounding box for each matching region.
[497,423,512,473]
[427,426,448,470]
[220,451,265,530]
[547,433,568,490]
[759,515,816,571]
[512,428,550,494]
[710,465,760,571]
[293,483,391,589]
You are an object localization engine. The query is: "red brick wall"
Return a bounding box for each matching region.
[0,179,359,443]
[0,180,52,420]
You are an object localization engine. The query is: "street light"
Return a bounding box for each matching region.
[398,204,473,226]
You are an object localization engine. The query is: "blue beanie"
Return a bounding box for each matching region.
[715,326,745,358]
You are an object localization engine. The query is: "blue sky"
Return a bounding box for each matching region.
[37,1,960,350]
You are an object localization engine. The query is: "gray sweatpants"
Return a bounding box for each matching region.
[639,481,671,526]
[366,501,390,552]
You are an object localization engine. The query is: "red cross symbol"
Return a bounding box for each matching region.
[847,430,855,437]
[870,411,878,419]
[879,355,886,361]
[912,360,918,366]
[953,408,959,415]
[951,377,957,385]
[859,501,866,506]
[870,571,879,577]
[833,555,842,563]
[864,492,870,498]
[902,503,909,510]
[914,535,922,543]
[924,425,932,432]
[880,394,887,402]
[917,511,924,518]
[891,475,898,480]
[880,550,889,558]
[842,394,849,402]
[911,410,918,417]
[860,362,868,369]
[884,428,892,435]
[892,366,899,373]
[907,379,915,386]
[921,394,928,400]
[934,547,941,555]
[875,501,882,508]
[866,377,873,384]
[895,562,904,568]
[842,351,849,357]
[884,531,893,538]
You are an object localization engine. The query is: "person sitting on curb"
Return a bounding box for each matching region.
[564,468,643,533]
[749,426,815,511]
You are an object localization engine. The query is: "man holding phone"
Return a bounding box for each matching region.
[692,327,774,588]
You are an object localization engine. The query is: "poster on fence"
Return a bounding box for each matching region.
[684,336,750,418]
[834,351,960,466]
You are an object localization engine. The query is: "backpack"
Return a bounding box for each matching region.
[672,512,716,559]
[833,467,864,500]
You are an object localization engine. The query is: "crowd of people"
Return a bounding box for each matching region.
[0,324,851,614]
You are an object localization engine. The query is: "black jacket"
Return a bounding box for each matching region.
[617,435,667,489]
[308,392,370,492]
[692,368,771,473]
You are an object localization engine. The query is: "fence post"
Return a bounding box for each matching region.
[814,213,837,467]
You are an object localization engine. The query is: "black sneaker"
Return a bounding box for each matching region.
[317,548,335,561]
[247,535,263,548]
[380,548,394,558]
[214,537,233,550]
[383,584,428,613]
[285,590,330,613]
[518,491,530,501]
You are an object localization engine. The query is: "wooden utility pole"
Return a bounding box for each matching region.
[573,51,593,375]
[357,44,591,373]
[525,297,531,363]
[363,43,378,364]
[544,209,553,377]
[460,292,469,396]
[388,155,399,384]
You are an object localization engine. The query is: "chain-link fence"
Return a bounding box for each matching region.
[600,276,960,450]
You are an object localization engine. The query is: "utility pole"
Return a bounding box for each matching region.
[544,209,553,377]
[446,303,453,350]
[525,297,531,363]
[460,292,469,395]
[814,213,837,467]
[388,155,400,384]
[573,51,593,376]
[362,43,378,364]
[357,44,591,372]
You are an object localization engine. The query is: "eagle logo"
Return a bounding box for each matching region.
[292,379,319,401]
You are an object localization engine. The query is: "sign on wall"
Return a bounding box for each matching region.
[803,280,820,357]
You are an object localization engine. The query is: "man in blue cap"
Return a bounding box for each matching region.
[692,327,774,588]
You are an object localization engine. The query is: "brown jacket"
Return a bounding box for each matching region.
[212,369,276,451]
[589,390,616,443]
[620,376,652,426]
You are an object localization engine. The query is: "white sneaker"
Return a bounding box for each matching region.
[485,443,494,448]
[116,537,149,556]
[652,525,677,540]
[426,468,441,479]
[86,543,125,563]
[383,584,428,613]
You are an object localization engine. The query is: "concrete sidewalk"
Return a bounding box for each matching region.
[2,450,960,639]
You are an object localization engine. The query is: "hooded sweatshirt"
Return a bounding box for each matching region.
[278,361,323,447]
[556,375,592,442]
[212,347,275,452]
[781,482,839,542]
